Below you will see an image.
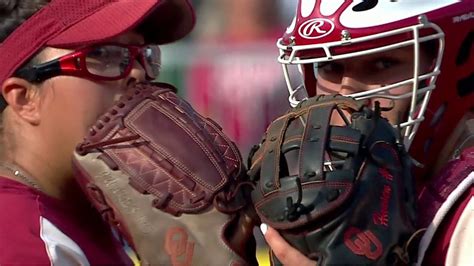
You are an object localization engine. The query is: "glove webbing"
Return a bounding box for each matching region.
[260,103,334,195]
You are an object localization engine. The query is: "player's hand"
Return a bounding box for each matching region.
[260,224,317,266]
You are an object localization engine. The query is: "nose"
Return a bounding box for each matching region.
[338,75,367,96]
[126,59,147,86]
[330,108,352,126]
[331,75,366,126]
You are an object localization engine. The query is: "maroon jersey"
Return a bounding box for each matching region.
[0,176,132,265]
[417,147,474,265]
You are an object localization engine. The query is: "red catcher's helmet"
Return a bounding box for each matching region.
[278,0,473,176]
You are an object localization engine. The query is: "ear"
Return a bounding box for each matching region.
[1,78,41,125]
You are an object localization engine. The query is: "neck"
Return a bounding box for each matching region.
[5,143,81,201]
[2,112,84,201]
[0,159,82,200]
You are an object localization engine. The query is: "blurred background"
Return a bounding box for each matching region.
[157,1,297,264]
[159,0,296,157]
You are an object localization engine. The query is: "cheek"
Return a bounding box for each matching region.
[377,97,411,125]
[316,78,340,95]
[40,78,121,146]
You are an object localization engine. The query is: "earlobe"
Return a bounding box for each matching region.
[2,78,41,125]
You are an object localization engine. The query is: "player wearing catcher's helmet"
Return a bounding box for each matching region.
[257,1,473,265]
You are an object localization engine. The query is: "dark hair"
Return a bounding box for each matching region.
[1,0,51,75]
[0,0,51,42]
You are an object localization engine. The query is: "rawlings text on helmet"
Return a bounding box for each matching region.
[298,18,335,39]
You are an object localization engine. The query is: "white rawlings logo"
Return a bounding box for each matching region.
[298,18,335,39]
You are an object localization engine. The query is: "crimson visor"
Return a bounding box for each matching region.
[0,0,195,85]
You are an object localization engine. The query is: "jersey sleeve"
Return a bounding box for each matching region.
[445,185,474,265]
[0,190,90,265]
[419,172,474,265]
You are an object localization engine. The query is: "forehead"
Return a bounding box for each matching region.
[35,47,73,63]
[108,31,145,45]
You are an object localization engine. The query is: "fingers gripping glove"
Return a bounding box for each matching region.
[248,95,417,265]
[72,83,257,266]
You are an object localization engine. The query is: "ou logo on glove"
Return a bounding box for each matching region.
[165,227,195,266]
[343,227,383,260]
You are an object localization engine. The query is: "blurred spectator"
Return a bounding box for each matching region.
[184,0,290,157]
[192,0,282,42]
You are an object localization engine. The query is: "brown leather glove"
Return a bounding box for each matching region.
[73,82,257,266]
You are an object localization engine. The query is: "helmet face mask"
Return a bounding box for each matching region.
[279,0,472,160]
[279,17,444,148]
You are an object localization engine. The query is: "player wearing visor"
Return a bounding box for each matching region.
[0,0,193,264]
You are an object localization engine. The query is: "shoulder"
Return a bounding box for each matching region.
[0,176,43,230]
[0,177,96,265]
[417,171,474,265]
[0,177,133,265]
[444,184,473,265]
[0,177,52,264]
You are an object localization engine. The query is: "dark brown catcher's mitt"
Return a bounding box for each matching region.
[72,83,257,266]
[248,95,417,265]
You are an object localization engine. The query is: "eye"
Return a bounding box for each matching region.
[373,58,400,70]
[88,45,125,61]
[88,47,109,58]
[119,55,130,74]
[85,47,111,67]
[318,62,344,74]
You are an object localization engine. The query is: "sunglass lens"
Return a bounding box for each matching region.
[143,46,161,79]
[85,45,130,78]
